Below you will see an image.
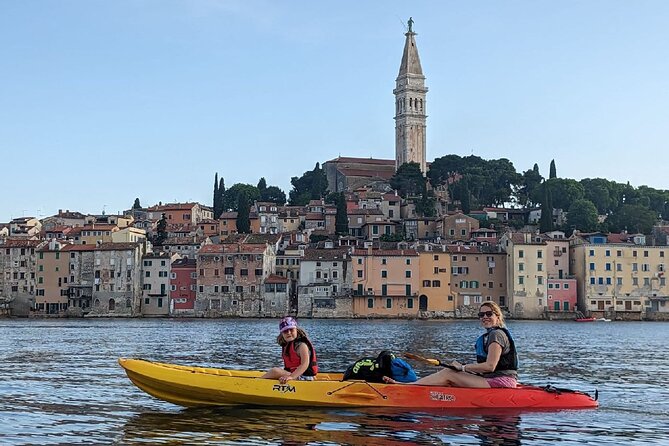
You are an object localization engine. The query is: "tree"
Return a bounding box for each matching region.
[549,159,557,179]
[132,198,141,209]
[335,192,349,235]
[539,182,554,233]
[516,164,543,206]
[607,204,658,235]
[213,173,220,218]
[545,178,585,211]
[217,177,225,216]
[567,199,599,232]
[257,177,267,192]
[223,183,260,212]
[289,163,328,205]
[154,213,168,245]
[390,162,425,198]
[236,192,251,234]
[260,186,286,205]
[458,177,471,214]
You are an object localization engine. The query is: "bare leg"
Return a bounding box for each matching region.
[261,367,290,380]
[385,368,491,388]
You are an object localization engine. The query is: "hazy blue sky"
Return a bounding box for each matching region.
[2,1,668,222]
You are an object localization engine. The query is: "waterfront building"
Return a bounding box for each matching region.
[89,242,144,316]
[570,233,669,320]
[403,217,439,241]
[218,212,238,238]
[297,247,352,318]
[262,274,291,317]
[543,231,577,314]
[140,251,175,317]
[275,241,304,311]
[195,235,278,316]
[62,244,96,315]
[0,238,43,316]
[277,208,302,233]
[447,245,507,313]
[500,231,548,319]
[35,240,71,315]
[170,257,197,314]
[255,202,280,235]
[351,247,420,317]
[417,244,454,315]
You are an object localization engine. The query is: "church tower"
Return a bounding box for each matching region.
[394,18,428,173]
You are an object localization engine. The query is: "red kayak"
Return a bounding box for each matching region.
[575,317,596,322]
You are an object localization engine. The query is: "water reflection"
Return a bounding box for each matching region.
[118,407,524,446]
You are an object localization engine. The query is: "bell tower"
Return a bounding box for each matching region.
[394,17,428,173]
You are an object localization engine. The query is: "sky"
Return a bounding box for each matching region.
[1,0,668,222]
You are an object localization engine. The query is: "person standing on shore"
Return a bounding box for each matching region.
[261,316,318,384]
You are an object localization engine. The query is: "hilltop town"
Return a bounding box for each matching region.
[2,21,668,321]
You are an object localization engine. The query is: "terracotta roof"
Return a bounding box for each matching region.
[352,248,418,257]
[0,238,43,248]
[147,203,198,211]
[326,157,395,166]
[219,212,238,219]
[60,244,97,252]
[95,242,141,251]
[305,213,325,221]
[302,248,349,261]
[264,274,289,284]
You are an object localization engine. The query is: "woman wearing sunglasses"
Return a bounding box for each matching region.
[385,301,518,388]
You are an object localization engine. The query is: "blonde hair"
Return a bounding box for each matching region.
[480,301,506,327]
[277,327,309,346]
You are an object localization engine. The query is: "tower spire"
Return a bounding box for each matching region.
[394,17,428,173]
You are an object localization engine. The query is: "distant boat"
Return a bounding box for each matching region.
[575,317,596,322]
[596,318,611,322]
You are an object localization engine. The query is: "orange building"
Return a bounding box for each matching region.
[351,248,420,317]
[417,244,455,314]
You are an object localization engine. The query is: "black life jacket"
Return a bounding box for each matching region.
[475,327,518,372]
[343,350,394,382]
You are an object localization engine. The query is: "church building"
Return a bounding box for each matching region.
[324,19,428,193]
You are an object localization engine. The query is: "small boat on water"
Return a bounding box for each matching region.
[575,317,596,322]
[596,318,612,322]
[118,358,598,410]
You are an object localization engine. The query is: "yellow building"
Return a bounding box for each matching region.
[418,244,454,314]
[501,231,548,319]
[351,248,420,317]
[571,239,669,320]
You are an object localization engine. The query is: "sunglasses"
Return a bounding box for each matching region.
[478,311,494,318]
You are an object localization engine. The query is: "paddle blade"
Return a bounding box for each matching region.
[403,352,442,366]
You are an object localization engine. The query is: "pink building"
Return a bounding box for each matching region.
[547,278,577,312]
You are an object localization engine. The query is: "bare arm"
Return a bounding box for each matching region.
[452,342,502,374]
[278,343,310,383]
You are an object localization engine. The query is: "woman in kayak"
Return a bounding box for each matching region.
[261,316,318,384]
[385,301,518,388]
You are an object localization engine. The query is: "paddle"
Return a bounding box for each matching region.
[403,352,458,370]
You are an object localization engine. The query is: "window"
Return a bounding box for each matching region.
[432,280,441,287]
[606,277,612,285]
[537,263,543,271]
[518,276,524,285]
[519,250,524,258]
[632,277,638,286]
[589,263,595,271]
[255,268,263,276]
[537,251,543,259]
[423,280,431,287]
[407,298,414,309]
[605,250,611,257]
[357,270,363,278]
[357,258,362,265]
[406,259,411,265]
[405,270,411,278]
[434,266,439,274]
[382,270,387,278]
[564,283,569,289]
[240,269,248,276]
[381,258,387,265]
[605,263,611,271]
[590,277,595,285]
[538,276,544,285]
[617,263,622,272]
[236,286,243,293]
[589,249,595,256]
[386,298,392,309]
[367,298,374,308]
[433,255,439,261]
[406,285,412,296]
[382,284,387,296]
[519,263,524,271]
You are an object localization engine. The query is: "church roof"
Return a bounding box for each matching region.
[398,30,423,77]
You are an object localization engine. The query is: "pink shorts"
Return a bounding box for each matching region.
[485,376,518,388]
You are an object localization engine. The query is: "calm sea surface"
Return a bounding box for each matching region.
[1,318,668,445]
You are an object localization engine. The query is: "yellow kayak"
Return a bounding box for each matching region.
[118,358,598,410]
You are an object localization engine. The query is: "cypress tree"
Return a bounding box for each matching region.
[236,192,251,234]
[213,173,219,218]
[549,159,557,179]
[539,183,554,233]
[335,193,349,235]
[218,177,226,216]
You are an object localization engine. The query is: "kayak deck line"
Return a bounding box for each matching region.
[118,358,599,410]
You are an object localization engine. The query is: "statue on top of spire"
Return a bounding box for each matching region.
[407,17,414,33]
